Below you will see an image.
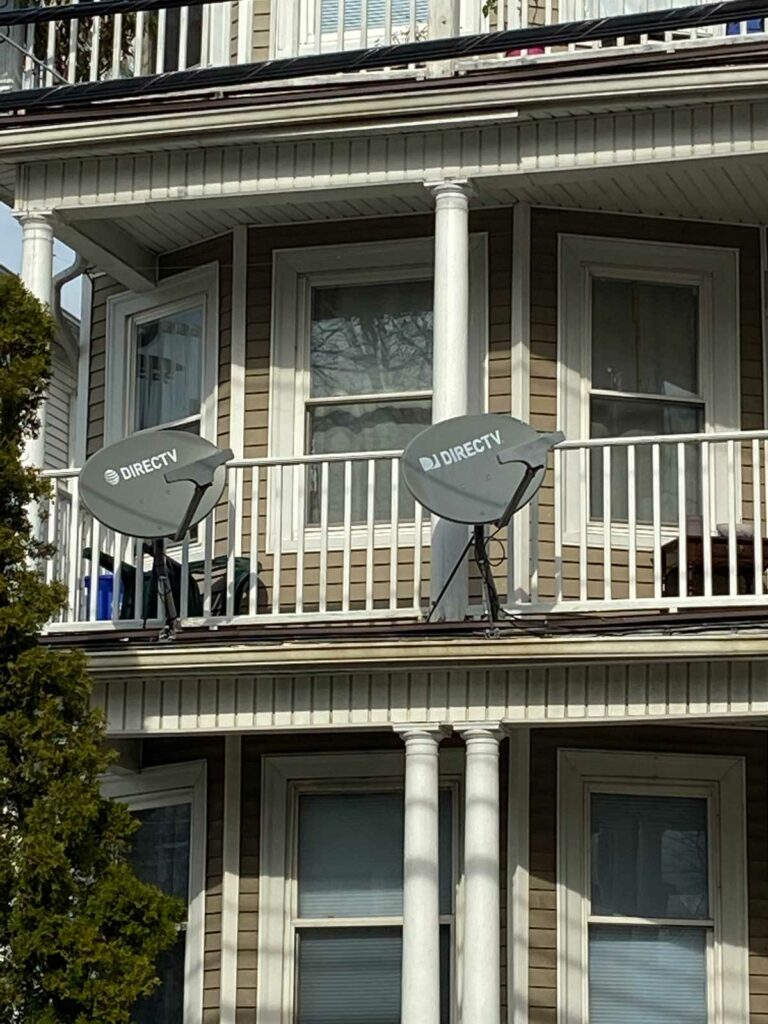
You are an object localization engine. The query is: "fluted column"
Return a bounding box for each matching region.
[18,212,55,472]
[427,179,471,621]
[458,725,503,1024]
[395,725,449,1024]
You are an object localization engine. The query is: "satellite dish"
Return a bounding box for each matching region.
[80,429,233,541]
[401,414,564,526]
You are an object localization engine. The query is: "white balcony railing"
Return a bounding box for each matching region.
[40,451,429,632]
[6,0,767,93]
[538,429,768,612]
[39,431,768,632]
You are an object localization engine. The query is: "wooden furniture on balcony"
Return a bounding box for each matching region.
[661,533,768,598]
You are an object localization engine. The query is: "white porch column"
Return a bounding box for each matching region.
[18,212,55,470]
[396,725,449,1024]
[458,725,503,1024]
[428,180,471,621]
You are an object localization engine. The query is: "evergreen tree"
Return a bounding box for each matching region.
[0,274,184,1024]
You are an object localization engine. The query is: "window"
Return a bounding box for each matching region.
[257,751,462,1023]
[101,762,207,1024]
[558,236,739,544]
[558,750,748,1024]
[270,237,487,547]
[106,264,219,446]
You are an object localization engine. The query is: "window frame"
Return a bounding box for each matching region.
[257,750,464,1024]
[101,760,208,1024]
[268,236,488,552]
[557,235,740,548]
[105,264,219,447]
[557,748,748,1024]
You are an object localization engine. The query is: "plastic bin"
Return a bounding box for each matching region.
[83,574,116,621]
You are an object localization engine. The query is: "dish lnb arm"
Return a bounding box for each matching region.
[495,431,565,527]
[165,448,234,542]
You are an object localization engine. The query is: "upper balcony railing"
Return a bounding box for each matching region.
[1,0,767,96]
[39,430,768,634]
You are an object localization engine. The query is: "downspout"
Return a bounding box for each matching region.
[52,251,87,367]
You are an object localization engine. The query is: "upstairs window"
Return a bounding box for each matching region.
[558,235,739,544]
[269,237,487,547]
[106,265,218,447]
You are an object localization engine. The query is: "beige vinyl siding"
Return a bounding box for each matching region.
[528,725,768,1024]
[253,0,270,60]
[86,273,124,458]
[44,344,76,470]
[141,737,226,1024]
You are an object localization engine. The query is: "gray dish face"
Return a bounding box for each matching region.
[401,414,546,525]
[79,429,229,539]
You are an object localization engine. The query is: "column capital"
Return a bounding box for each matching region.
[424,178,473,203]
[13,210,54,226]
[393,724,451,749]
[454,722,505,745]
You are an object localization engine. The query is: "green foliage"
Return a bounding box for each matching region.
[0,275,185,1024]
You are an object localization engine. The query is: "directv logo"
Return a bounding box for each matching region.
[418,429,503,472]
[102,449,179,487]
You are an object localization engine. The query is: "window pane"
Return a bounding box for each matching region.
[306,399,431,524]
[591,793,708,919]
[592,278,699,399]
[321,0,429,32]
[296,926,451,1024]
[589,925,708,1024]
[130,803,191,903]
[129,805,190,1024]
[590,396,703,524]
[299,792,404,917]
[298,790,453,918]
[135,306,203,431]
[310,281,433,398]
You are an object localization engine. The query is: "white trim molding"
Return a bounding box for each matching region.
[557,748,748,1024]
[506,726,530,1024]
[220,736,242,1024]
[101,760,208,1024]
[558,234,740,547]
[104,262,220,446]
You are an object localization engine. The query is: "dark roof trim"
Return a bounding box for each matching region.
[2,0,768,115]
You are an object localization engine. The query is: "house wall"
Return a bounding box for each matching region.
[527,724,768,1024]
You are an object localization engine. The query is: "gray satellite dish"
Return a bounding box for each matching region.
[401,414,563,527]
[79,429,233,639]
[402,414,563,623]
[80,429,233,541]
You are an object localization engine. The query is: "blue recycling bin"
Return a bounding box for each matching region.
[83,573,117,620]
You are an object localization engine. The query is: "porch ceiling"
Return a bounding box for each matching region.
[85,153,768,256]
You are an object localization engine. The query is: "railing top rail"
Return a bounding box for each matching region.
[556,429,768,450]
[40,449,406,480]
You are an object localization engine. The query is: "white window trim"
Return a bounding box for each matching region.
[558,235,740,548]
[268,235,488,552]
[105,264,220,447]
[557,748,748,1024]
[256,749,464,1024]
[101,760,208,1024]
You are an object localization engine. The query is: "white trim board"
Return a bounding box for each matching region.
[91,659,768,735]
